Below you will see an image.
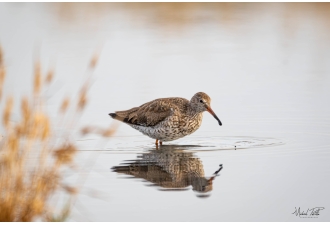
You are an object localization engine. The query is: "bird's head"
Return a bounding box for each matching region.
[190,92,222,126]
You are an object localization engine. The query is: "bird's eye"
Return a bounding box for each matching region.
[200,100,203,103]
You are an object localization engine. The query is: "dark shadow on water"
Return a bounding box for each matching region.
[111,146,223,198]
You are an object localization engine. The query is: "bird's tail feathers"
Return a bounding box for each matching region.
[109,113,124,122]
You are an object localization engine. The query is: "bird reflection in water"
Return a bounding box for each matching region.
[111,145,223,197]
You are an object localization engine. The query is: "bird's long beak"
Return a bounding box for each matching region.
[206,106,222,126]
[208,164,223,183]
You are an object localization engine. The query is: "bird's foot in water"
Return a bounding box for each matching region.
[155,139,163,147]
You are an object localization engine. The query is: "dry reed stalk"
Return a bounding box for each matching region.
[77,85,87,111]
[2,97,13,129]
[60,97,70,113]
[0,48,113,222]
[45,69,54,84]
[80,122,119,138]
[33,62,42,96]
[0,45,6,100]
[89,53,99,69]
[0,49,80,222]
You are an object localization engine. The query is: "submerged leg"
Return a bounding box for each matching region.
[155,139,159,146]
[160,141,163,145]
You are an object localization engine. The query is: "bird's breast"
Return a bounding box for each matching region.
[168,113,203,134]
[130,112,203,141]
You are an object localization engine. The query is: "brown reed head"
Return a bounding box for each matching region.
[0,47,112,222]
[0,48,79,222]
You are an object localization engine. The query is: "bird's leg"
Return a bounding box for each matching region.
[160,141,163,145]
[155,139,159,150]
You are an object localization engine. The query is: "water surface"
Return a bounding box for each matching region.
[0,3,330,221]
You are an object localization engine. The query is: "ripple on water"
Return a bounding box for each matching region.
[169,136,285,152]
[77,136,285,153]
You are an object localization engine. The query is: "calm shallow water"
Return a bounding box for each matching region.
[1,3,330,221]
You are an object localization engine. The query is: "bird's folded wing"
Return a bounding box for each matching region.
[115,99,174,127]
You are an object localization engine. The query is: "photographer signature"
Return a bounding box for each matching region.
[292,207,325,218]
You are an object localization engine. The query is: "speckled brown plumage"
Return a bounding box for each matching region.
[109,92,222,144]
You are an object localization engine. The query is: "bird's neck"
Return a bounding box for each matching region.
[187,104,203,117]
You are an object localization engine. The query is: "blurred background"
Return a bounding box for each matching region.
[1,3,329,134]
[0,3,330,222]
